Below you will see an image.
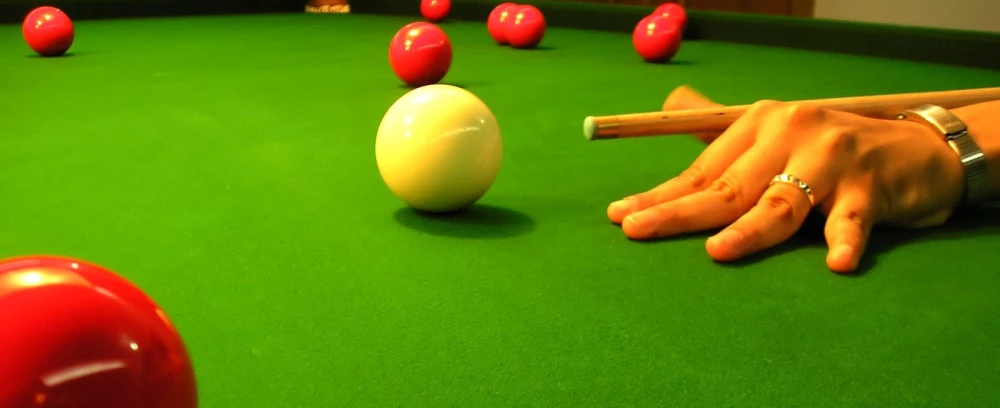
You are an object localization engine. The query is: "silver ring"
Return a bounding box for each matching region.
[769,173,815,206]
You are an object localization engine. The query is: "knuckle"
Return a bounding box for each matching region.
[816,126,857,156]
[761,194,797,223]
[640,206,676,237]
[746,99,779,117]
[844,209,867,228]
[740,227,762,244]
[709,176,746,209]
[783,103,824,124]
[647,205,674,223]
[679,165,708,189]
[825,199,875,237]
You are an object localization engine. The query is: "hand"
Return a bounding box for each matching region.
[609,86,967,273]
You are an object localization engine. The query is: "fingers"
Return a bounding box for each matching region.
[611,98,877,272]
[607,167,709,224]
[823,188,875,273]
[662,85,724,144]
[621,141,787,239]
[607,100,773,224]
[705,154,835,262]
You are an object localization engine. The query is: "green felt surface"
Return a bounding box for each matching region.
[2,12,1000,407]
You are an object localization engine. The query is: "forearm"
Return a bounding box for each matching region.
[953,100,1000,200]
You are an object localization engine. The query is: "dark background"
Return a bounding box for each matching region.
[0,0,813,24]
[2,0,998,69]
[0,0,305,23]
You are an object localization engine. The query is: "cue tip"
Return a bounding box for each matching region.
[583,116,618,140]
[583,116,596,141]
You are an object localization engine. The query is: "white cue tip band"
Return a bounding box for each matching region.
[583,116,596,140]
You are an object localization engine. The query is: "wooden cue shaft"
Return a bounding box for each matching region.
[583,87,1000,140]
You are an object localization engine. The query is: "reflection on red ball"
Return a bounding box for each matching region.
[654,2,688,30]
[487,2,519,45]
[633,14,683,63]
[421,0,451,23]
[22,6,75,57]
[507,5,546,49]
[388,22,452,87]
[0,255,197,408]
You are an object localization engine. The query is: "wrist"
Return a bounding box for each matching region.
[897,103,992,206]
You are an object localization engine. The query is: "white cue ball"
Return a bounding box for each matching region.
[376,84,503,213]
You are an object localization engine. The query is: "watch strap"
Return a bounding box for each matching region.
[898,103,991,206]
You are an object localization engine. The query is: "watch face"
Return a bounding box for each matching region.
[901,105,969,138]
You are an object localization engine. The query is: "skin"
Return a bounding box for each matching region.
[608,86,1000,273]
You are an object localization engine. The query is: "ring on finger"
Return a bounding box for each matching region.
[769,173,815,207]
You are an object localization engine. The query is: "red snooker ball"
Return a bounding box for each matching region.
[632,14,683,63]
[506,5,546,49]
[421,0,451,23]
[22,6,74,57]
[389,22,452,87]
[0,255,197,408]
[654,2,688,29]
[487,2,519,45]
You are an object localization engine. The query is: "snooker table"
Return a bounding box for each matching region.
[2,1,1000,406]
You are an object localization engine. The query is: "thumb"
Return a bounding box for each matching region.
[662,85,724,143]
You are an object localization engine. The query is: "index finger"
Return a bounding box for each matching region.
[607,101,774,224]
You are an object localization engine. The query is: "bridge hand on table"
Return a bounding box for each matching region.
[607,86,968,273]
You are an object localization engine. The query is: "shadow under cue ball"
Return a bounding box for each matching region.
[376,84,503,213]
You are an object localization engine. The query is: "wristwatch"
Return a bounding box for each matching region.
[897,103,990,206]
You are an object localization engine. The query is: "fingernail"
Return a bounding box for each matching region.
[710,230,744,250]
[609,199,633,213]
[624,212,650,233]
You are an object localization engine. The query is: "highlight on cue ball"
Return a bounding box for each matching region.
[376,84,503,213]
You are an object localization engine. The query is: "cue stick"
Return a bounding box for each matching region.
[583,87,1000,140]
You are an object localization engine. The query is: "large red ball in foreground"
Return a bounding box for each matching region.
[507,5,546,49]
[487,2,519,44]
[0,256,197,408]
[654,2,688,29]
[22,6,74,57]
[389,22,452,87]
[421,0,451,22]
[632,14,683,62]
